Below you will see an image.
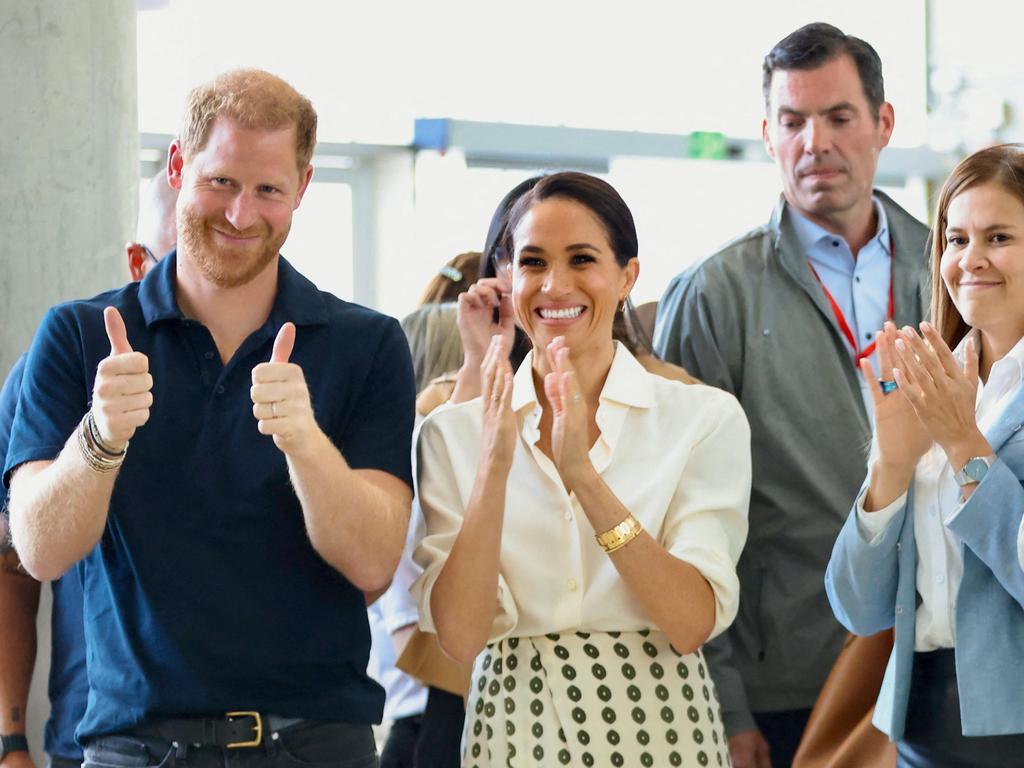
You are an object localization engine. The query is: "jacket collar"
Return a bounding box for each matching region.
[770,191,929,327]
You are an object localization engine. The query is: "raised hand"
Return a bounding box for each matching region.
[91,307,153,451]
[543,337,593,489]
[251,322,321,456]
[479,334,516,471]
[892,322,988,466]
[457,278,515,371]
[860,321,931,470]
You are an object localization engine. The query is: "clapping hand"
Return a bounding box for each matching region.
[91,307,153,451]
[543,337,593,489]
[859,321,931,471]
[479,334,516,470]
[251,323,322,457]
[892,322,986,465]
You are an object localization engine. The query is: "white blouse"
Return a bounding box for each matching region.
[858,329,1024,650]
[412,343,751,644]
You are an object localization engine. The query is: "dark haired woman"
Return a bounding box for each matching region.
[827,144,1024,767]
[414,172,750,766]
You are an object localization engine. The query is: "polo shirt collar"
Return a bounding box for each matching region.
[510,342,655,413]
[138,250,329,328]
[138,250,183,325]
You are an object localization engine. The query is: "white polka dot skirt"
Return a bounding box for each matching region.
[462,629,731,767]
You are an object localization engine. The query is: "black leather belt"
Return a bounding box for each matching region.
[133,712,305,749]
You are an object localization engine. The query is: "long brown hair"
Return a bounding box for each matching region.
[931,143,1024,349]
[418,251,481,306]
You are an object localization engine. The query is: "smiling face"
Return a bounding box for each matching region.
[510,196,638,362]
[940,181,1024,350]
[169,115,312,289]
[763,54,894,234]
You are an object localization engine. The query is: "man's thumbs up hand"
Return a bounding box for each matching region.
[92,307,153,451]
[251,322,321,457]
[104,306,133,355]
[270,321,295,363]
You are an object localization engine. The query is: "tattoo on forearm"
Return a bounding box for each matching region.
[11,707,20,722]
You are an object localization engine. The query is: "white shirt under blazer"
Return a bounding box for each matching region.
[826,332,1024,738]
[412,343,752,644]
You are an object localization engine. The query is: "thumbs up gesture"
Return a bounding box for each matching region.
[251,322,320,456]
[91,307,153,451]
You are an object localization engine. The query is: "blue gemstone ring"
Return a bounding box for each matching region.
[879,379,898,395]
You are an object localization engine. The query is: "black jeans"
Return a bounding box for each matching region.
[83,721,377,768]
[897,649,1024,768]
[413,688,463,768]
[378,716,419,768]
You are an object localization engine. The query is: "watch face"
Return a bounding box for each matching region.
[964,457,991,482]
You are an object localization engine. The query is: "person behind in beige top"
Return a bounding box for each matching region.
[414,172,751,767]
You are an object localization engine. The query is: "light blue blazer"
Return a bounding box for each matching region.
[825,386,1024,739]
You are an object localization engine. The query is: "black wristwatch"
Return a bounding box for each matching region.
[0,734,29,762]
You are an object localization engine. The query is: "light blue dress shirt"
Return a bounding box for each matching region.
[789,198,892,375]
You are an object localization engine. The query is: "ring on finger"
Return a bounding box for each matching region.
[271,401,279,418]
[879,379,898,395]
[572,394,582,403]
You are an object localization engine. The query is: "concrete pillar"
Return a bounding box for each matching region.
[0,0,138,380]
[0,1,138,762]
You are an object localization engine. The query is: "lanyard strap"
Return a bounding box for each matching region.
[807,237,895,365]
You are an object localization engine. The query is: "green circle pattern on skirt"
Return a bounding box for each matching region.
[462,629,731,767]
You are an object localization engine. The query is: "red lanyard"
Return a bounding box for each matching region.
[807,237,895,365]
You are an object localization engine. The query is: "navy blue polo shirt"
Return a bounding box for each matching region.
[1,355,88,760]
[3,253,415,741]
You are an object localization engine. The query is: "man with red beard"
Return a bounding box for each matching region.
[3,70,414,768]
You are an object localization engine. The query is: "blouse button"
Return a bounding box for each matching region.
[564,510,573,521]
[567,579,578,592]
[895,606,903,615]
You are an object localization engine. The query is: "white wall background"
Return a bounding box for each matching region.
[135,0,928,319]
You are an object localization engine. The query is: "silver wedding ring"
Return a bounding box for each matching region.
[271,401,278,418]
[572,394,582,403]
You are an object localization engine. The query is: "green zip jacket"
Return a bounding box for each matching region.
[653,191,929,735]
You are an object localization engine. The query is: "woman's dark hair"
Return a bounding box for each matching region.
[480,177,545,369]
[503,171,656,357]
[763,22,885,120]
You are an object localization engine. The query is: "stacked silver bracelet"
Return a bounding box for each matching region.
[77,411,127,473]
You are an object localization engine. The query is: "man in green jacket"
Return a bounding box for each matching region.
[654,22,929,768]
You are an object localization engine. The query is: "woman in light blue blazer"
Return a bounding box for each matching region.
[826,143,1024,768]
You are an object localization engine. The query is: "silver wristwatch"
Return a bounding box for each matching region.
[953,455,995,487]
